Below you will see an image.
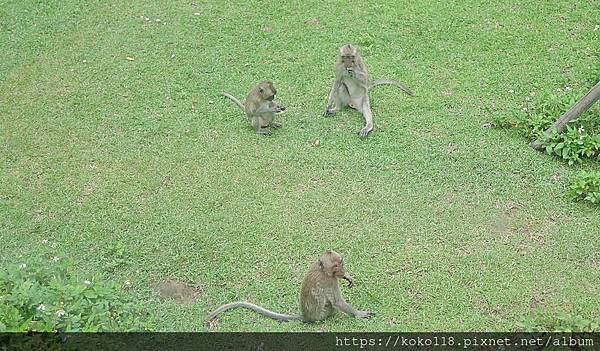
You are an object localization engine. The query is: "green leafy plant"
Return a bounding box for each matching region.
[497,83,600,165]
[540,126,600,165]
[0,259,151,332]
[570,171,600,205]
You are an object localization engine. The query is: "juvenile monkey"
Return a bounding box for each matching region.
[223,81,286,135]
[324,44,413,137]
[207,250,374,323]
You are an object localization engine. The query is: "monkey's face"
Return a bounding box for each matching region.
[339,44,358,76]
[320,251,354,287]
[257,81,277,101]
[341,55,355,75]
[320,251,345,277]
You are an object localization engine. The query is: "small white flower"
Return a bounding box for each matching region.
[84,280,92,286]
[42,239,49,244]
[37,304,46,312]
[51,256,60,262]
[171,54,175,59]
[155,18,161,22]
[578,126,585,134]
[508,89,514,93]
[124,280,132,287]
[19,263,26,269]
[556,88,562,92]
[56,309,66,318]
[194,12,201,16]
[565,86,572,91]
[522,107,528,112]
[525,97,530,101]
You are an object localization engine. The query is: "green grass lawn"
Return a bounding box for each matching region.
[1,0,599,331]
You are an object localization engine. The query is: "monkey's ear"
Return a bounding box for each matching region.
[326,249,332,254]
[259,87,264,94]
[319,260,324,270]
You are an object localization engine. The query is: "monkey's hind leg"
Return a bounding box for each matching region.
[357,96,374,138]
[251,117,273,135]
[325,83,350,117]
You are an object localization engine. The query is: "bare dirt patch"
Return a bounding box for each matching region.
[152,279,201,304]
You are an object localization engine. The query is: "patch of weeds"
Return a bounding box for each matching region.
[101,242,131,273]
[540,126,600,165]
[586,60,600,86]
[495,85,600,164]
[519,312,600,332]
[570,171,600,206]
[0,259,151,331]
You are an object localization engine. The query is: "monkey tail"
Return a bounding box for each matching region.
[207,302,303,322]
[369,80,414,96]
[222,92,245,111]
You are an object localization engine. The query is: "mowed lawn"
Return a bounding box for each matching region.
[1,0,598,331]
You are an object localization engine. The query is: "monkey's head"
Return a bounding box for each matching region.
[319,250,353,287]
[257,81,277,101]
[339,44,358,75]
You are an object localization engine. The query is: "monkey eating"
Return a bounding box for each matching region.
[223,81,286,135]
[324,44,413,137]
[206,250,374,323]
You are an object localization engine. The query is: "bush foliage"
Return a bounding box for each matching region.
[0,259,151,332]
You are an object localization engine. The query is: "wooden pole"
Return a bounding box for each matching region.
[530,80,600,151]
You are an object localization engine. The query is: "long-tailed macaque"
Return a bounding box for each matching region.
[324,44,413,137]
[207,250,374,323]
[223,81,286,135]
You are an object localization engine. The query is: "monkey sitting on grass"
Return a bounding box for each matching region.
[207,250,374,323]
[223,81,286,135]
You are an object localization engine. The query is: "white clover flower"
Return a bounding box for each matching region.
[565,86,572,91]
[56,309,66,318]
[578,126,585,134]
[84,280,92,286]
[37,304,46,312]
[42,239,49,244]
[19,263,26,269]
[51,256,60,262]
[124,280,132,288]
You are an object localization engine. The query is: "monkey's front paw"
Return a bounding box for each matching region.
[356,311,375,318]
[323,108,336,117]
[276,106,286,113]
[256,128,273,136]
[271,122,282,129]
